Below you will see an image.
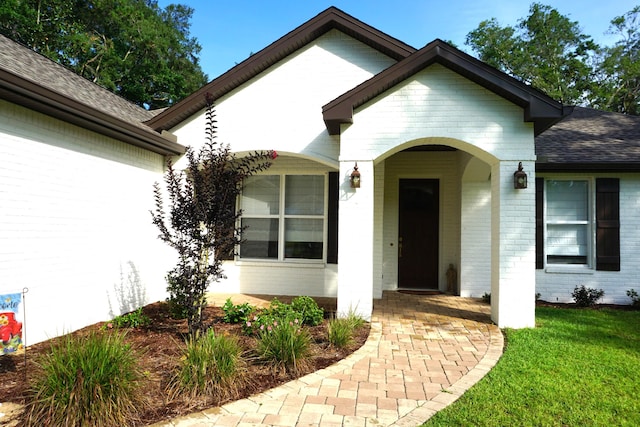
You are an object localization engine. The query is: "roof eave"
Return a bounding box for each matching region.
[0,69,184,156]
[323,40,569,136]
[536,162,640,172]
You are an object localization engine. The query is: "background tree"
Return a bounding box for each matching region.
[590,6,640,115]
[151,95,275,335]
[466,3,598,105]
[0,0,207,108]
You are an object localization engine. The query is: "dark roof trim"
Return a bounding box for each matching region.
[0,69,184,156]
[536,163,640,172]
[323,40,568,136]
[146,6,416,132]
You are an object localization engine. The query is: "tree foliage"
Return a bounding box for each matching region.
[590,6,640,115]
[466,3,598,105]
[0,0,207,109]
[151,95,275,335]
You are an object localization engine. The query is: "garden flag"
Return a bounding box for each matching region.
[0,293,23,355]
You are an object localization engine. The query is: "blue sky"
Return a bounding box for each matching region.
[157,1,637,79]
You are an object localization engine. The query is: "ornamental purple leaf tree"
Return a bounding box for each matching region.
[151,94,276,335]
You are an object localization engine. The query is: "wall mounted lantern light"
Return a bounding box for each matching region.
[513,162,528,189]
[350,163,361,188]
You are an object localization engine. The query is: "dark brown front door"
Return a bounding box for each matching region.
[398,179,439,289]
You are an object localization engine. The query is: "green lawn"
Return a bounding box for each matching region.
[424,307,640,426]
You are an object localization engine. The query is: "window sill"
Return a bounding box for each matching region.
[233,259,327,268]
[544,265,594,275]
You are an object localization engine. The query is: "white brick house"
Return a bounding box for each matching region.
[2,7,638,344]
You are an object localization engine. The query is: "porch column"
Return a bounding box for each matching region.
[337,160,374,320]
[490,160,536,328]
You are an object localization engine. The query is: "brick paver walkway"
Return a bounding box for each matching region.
[150,292,503,427]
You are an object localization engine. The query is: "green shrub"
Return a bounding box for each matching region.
[256,316,311,374]
[222,298,255,324]
[328,318,354,348]
[627,289,640,306]
[104,307,150,329]
[482,292,491,303]
[263,298,294,318]
[572,285,605,307]
[170,328,246,401]
[291,296,324,326]
[26,331,145,427]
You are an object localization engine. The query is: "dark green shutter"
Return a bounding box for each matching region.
[535,177,544,269]
[327,172,339,264]
[596,178,620,271]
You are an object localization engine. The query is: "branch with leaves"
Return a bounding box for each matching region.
[152,95,276,335]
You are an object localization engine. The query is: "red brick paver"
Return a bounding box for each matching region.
[150,292,503,427]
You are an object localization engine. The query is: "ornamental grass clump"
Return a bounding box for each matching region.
[328,309,366,348]
[170,328,247,401]
[25,331,146,427]
[256,316,311,374]
[327,317,354,348]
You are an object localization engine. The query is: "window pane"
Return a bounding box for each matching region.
[241,176,280,215]
[285,175,324,215]
[285,218,323,259]
[547,224,588,256]
[547,180,588,221]
[240,218,279,259]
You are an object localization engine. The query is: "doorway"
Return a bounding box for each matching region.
[398,179,439,289]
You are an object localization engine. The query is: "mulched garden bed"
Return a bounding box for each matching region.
[0,301,369,426]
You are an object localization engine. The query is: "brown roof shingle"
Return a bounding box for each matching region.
[536,107,640,171]
[0,34,184,155]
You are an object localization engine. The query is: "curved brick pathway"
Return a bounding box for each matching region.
[151,292,503,427]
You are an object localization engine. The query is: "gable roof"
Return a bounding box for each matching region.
[536,107,640,171]
[0,34,184,156]
[323,39,570,136]
[146,6,416,132]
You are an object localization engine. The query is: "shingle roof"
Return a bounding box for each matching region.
[0,34,184,155]
[536,107,640,171]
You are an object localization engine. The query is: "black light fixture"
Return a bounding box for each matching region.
[350,163,361,188]
[514,162,527,189]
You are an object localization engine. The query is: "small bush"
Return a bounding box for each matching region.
[26,331,145,427]
[263,298,294,318]
[291,296,324,326]
[256,316,310,374]
[328,318,354,348]
[482,292,491,303]
[626,289,640,307]
[104,307,150,329]
[222,298,254,324]
[572,285,605,307]
[170,328,246,401]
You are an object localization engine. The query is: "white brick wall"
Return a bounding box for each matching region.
[170,29,396,170]
[536,173,640,305]
[0,100,174,345]
[341,64,535,163]
[460,181,492,297]
[490,161,536,328]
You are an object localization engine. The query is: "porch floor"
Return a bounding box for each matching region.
[151,291,503,427]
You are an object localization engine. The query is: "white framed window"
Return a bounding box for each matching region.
[545,179,593,267]
[239,174,326,261]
